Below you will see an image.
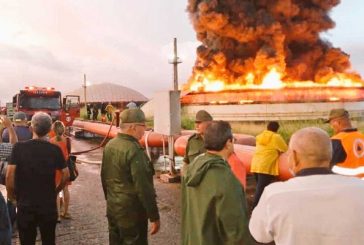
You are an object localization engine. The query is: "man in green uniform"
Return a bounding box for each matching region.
[101,108,160,245]
[182,121,253,245]
[183,110,213,166]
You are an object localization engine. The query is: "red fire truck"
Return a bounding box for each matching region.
[9,86,80,127]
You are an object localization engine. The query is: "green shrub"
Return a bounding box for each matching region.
[181,116,195,130]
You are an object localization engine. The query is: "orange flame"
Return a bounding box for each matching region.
[187,68,363,92]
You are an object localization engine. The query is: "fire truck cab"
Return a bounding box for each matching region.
[11,86,80,127]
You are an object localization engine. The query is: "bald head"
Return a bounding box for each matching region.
[289,127,332,172]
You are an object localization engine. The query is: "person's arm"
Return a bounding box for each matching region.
[130,150,160,235]
[66,137,71,155]
[183,138,191,164]
[6,164,16,201]
[56,167,69,193]
[100,149,108,200]
[54,147,69,193]
[331,139,346,166]
[3,117,18,144]
[6,143,18,202]
[275,134,288,153]
[249,189,274,243]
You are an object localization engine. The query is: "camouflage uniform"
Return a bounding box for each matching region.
[101,109,159,245]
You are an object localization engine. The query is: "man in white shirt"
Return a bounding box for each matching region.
[249,127,364,245]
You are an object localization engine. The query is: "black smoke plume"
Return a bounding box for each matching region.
[186,0,361,89]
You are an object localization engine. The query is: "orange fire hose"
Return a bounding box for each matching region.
[71,117,115,155]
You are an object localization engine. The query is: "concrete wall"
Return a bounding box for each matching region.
[182,101,364,121]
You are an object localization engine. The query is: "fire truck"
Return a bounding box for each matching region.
[8,86,80,127]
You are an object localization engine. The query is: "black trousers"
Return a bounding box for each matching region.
[17,207,57,245]
[253,173,276,208]
[7,200,16,228]
[108,218,148,245]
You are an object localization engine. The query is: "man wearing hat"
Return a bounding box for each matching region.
[101,108,160,245]
[1,111,32,143]
[183,110,213,168]
[326,108,364,178]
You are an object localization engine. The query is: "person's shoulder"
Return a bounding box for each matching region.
[188,133,198,139]
[107,134,140,151]
[258,179,297,200]
[188,133,202,142]
[329,174,364,185]
[35,140,62,151]
[272,132,285,140]
[0,142,12,150]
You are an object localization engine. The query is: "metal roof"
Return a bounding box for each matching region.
[67,82,148,103]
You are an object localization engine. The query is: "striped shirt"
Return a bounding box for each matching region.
[0,143,13,161]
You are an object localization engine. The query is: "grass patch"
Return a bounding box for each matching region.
[181,116,195,130]
[231,118,364,143]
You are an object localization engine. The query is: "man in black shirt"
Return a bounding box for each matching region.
[6,112,69,245]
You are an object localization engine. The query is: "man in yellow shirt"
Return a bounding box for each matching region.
[250,121,288,208]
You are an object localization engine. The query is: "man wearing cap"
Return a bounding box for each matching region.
[183,110,213,168]
[326,108,364,178]
[101,108,160,245]
[1,111,32,143]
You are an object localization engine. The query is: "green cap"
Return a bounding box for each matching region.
[325,108,349,123]
[195,110,213,123]
[120,108,146,124]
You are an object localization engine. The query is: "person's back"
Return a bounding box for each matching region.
[11,139,65,210]
[251,174,364,245]
[182,121,253,245]
[250,122,288,208]
[49,136,69,161]
[331,130,364,176]
[183,153,251,245]
[2,126,32,142]
[101,108,160,244]
[251,129,287,175]
[2,111,32,143]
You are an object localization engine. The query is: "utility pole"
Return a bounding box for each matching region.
[168,38,182,176]
[83,74,87,110]
[170,37,182,91]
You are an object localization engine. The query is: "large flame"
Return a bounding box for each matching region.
[186,1,364,94]
[188,67,363,92]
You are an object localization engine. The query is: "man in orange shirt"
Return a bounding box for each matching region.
[326,108,364,178]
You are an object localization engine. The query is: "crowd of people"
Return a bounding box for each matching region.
[1,106,364,244]
[0,112,75,244]
[86,102,126,123]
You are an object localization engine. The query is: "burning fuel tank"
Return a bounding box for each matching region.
[181,87,364,121]
[183,1,364,121]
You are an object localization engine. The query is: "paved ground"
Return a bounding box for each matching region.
[1,137,182,245]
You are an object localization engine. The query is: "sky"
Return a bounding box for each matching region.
[0,0,363,103]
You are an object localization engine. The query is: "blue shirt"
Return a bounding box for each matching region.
[2,126,32,143]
